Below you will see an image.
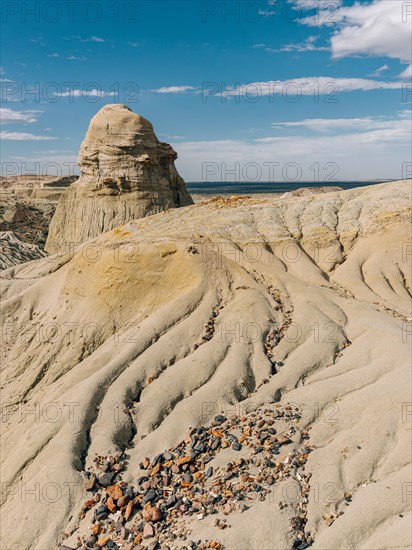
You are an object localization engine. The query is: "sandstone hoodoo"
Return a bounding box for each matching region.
[45,104,193,253]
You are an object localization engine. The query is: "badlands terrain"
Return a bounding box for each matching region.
[0,178,72,268]
[0,105,411,550]
[1,179,411,549]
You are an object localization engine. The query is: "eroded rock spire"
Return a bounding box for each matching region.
[45,104,193,253]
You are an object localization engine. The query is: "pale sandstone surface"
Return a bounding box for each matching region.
[0,180,411,549]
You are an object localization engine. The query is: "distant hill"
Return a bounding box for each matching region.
[0,175,78,189]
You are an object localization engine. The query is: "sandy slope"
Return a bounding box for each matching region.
[0,180,411,549]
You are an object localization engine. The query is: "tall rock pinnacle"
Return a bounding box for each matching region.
[45,104,193,253]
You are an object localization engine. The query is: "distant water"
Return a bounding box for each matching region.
[186,181,391,195]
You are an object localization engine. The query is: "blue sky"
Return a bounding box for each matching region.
[1,0,411,182]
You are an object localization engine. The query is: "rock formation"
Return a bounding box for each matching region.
[0,196,57,248]
[0,231,46,269]
[45,104,193,253]
[0,175,77,189]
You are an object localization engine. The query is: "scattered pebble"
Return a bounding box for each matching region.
[67,404,318,550]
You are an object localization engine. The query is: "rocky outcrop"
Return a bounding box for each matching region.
[0,231,46,270]
[0,175,77,189]
[0,197,57,248]
[45,104,192,253]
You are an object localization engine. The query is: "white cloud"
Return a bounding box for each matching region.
[259,117,410,144]
[54,89,117,98]
[65,35,105,43]
[217,77,403,99]
[331,1,411,61]
[159,134,186,140]
[0,108,43,124]
[275,35,328,52]
[82,36,105,43]
[1,131,57,141]
[66,55,86,61]
[291,0,342,9]
[291,0,342,25]
[150,86,197,94]
[298,12,342,27]
[399,64,412,79]
[296,0,411,76]
[0,67,13,82]
[258,9,275,17]
[48,50,95,60]
[271,112,411,133]
[369,63,389,77]
[175,114,410,181]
